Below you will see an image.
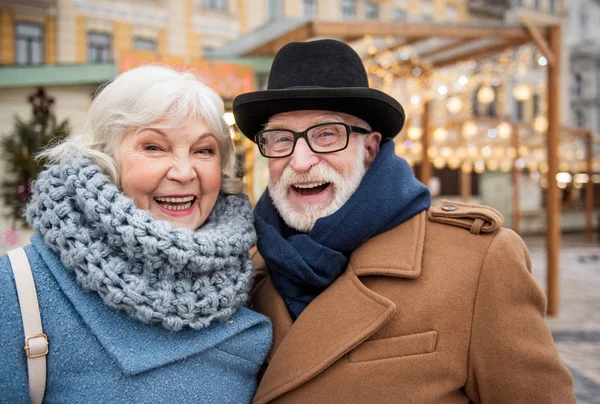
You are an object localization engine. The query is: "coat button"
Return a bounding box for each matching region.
[225,316,234,324]
[441,204,457,212]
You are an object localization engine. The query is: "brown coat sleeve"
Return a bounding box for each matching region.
[464,229,576,403]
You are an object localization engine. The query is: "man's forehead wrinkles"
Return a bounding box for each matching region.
[265,113,349,130]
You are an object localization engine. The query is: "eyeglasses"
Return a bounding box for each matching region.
[256,122,370,158]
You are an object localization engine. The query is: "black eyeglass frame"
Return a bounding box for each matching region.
[256,122,370,158]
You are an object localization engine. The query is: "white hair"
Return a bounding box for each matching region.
[40,65,243,194]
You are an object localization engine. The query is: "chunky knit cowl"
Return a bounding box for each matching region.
[26,156,256,331]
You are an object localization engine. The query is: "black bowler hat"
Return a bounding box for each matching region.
[232,39,405,142]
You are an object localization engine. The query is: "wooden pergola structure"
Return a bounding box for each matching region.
[227,19,570,316]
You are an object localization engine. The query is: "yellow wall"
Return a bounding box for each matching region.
[408,0,420,13]
[186,0,202,59]
[0,9,15,64]
[45,16,56,65]
[114,20,133,60]
[434,0,445,19]
[458,3,469,21]
[75,15,87,63]
[158,27,167,56]
[284,0,301,17]
[238,0,247,33]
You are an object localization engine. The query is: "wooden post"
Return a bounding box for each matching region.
[459,123,471,202]
[419,100,431,187]
[512,123,521,234]
[585,131,594,240]
[546,25,561,316]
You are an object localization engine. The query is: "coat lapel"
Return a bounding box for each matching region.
[251,211,427,403]
[253,269,396,404]
[251,272,293,362]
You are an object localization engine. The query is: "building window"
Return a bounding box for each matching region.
[422,14,434,22]
[532,93,540,116]
[487,87,498,117]
[268,0,283,21]
[573,73,583,98]
[549,0,556,13]
[303,0,317,18]
[341,0,356,19]
[365,1,379,19]
[575,110,586,128]
[472,89,480,116]
[133,37,157,52]
[202,0,227,12]
[88,32,112,63]
[394,8,407,20]
[515,100,525,121]
[15,22,43,65]
[534,0,540,9]
[580,6,588,39]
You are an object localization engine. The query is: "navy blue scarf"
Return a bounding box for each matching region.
[254,141,431,319]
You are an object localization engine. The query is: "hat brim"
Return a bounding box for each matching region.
[232,87,405,142]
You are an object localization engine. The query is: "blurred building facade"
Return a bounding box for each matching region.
[566,0,600,134]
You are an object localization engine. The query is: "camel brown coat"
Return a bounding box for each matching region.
[250,200,576,404]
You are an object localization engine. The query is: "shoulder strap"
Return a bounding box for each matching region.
[7,247,48,404]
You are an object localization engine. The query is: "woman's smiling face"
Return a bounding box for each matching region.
[117,121,222,230]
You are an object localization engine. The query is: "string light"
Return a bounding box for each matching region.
[446,95,463,114]
[477,85,495,104]
[497,122,512,139]
[408,127,423,140]
[513,84,532,101]
[433,127,448,142]
[462,121,478,138]
[533,115,548,132]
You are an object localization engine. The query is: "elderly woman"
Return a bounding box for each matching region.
[0,65,271,403]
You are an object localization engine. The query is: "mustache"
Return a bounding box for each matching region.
[276,162,343,188]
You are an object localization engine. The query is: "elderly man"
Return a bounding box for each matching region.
[233,39,575,404]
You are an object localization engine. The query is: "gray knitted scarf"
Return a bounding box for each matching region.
[26,156,256,331]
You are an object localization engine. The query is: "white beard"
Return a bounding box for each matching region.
[268,139,368,233]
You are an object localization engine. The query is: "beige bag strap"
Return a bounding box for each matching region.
[7,247,48,404]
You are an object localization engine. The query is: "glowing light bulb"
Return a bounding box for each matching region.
[497,122,512,139]
[462,121,478,138]
[477,86,495,104]
[533,115,548,133]
[446,95,463,114]
[408,127,422,140]
[433,127,448,142]
[513,84,532,101]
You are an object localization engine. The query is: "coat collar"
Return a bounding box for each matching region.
[350,209,425,278]
[31,234,270,376]
[251,211,426,403]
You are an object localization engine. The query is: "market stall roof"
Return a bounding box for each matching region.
[208,19,551,69]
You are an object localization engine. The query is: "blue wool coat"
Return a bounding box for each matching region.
[0,235,272,403]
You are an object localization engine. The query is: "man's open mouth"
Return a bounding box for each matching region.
[292,182,331,196]
[154,196,196,211]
